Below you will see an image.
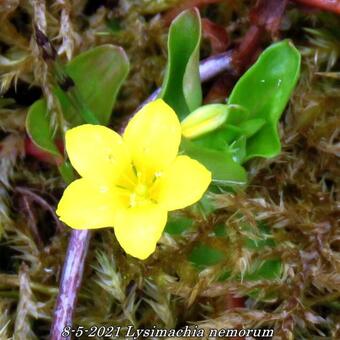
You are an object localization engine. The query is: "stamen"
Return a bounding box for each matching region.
[130,193,137,207]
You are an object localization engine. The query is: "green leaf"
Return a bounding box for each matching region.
[244,259,282,281]
[238,118,266,138]
[26,45,129,157]
[191,125,239,151]
[227,40,301,160]
[59,44,129,126]
[26,99,60,156]
[229,135,246,164]
[243,224,276,250]
[187,223,282,282]
[190,193,216,218]
[189,244,224,270]
[214,223,227,237]
[181,138,247,186]
[181,106,249,168]
[243,224,282,282]
[160,8,202,119]
[165,214,194,235]
[58,160,75,185]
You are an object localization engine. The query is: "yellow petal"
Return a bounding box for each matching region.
[123,99,181,178]
[56,178,125,229]
[113,204,167,260]
[154,155,211,211]
[65,124,131,185]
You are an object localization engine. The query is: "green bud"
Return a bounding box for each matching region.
[181,104,228,139]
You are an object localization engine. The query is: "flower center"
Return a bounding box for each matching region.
[134,183,148,197]
[116,164,160,208]
[129,182,151,208]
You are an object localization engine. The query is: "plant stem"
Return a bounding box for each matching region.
[50,229,91,340]
[146,50,234,105]
[120,50,234,132]
[293,0,340,14]
[50,166,92,340]
[50,49,235,339]
[199,50,234,82]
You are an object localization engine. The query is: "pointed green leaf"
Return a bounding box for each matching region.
[26,45,129,158]
[160,9,202,119]
[59,44,129,126]
[227,40,301,160]
[26,99,60,156]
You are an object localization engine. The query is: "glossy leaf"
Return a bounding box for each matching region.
[26,45,129,157]
[190,125,238,151]
[181,138,247,186]
[181,105,249,169]
[227,40,301,160]
[238,118,266,138]
[160,8,202,119]
[229,135,246,164]
[58,44,129,126]
[26,99,60,157]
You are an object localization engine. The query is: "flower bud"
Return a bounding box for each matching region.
[181,104,228,139]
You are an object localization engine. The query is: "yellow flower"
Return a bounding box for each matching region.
[56,99,211,260]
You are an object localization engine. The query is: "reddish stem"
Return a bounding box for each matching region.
[293,0,340,14]
[25,136,64,165]
[202,18,230,54]
[163,0,225,25]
